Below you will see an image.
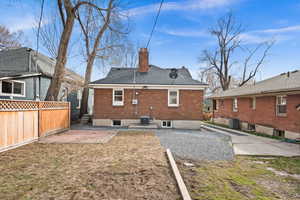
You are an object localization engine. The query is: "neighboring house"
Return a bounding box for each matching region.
[210,70,300,139]
[89,48,207,129]
[0,47,84,121]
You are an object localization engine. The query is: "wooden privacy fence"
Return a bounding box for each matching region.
[0,100,70,152]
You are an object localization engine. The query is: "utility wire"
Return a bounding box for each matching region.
[146,0,164,48]
[36,0,45,54]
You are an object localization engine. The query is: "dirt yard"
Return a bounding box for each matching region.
[0,131,180,200]
[177,156,300,200]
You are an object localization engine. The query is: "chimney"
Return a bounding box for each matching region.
[138,48,149,72]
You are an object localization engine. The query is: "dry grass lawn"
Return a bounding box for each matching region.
[0,131,180,200]
[177,156,300,200]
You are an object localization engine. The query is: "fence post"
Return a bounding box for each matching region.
[68,102,71,128]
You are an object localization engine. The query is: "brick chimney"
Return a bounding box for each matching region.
[138,48,149,72]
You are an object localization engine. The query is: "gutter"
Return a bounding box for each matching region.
[209,88,300,99]
[88,83,208,90]
[0,73,42,80]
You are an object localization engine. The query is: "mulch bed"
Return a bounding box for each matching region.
[0,131,180,200]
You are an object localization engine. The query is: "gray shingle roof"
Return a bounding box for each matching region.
[210,70,300,98]
[91,65,206,85]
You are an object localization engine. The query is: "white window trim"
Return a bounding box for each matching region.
[233,98,238,112]
[276,95,287,116]
[252,97,256,110]
[112,88,124,106]
[168,89,179,107]
[161,120,172,128]
[0,80,26,97]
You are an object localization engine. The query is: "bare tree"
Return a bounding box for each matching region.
[200,13,273,91]
[45,0,111,101]
[76,0,129,116]
[0,25,23,50]
[239,41,273,86]
[199,68,221,95]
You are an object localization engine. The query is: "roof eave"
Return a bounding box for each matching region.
[210,87,300,99]
[89,83,208,90]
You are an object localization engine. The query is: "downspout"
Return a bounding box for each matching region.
[34,52,40,101]
[133,68,138,116]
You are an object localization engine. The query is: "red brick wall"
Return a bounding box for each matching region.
[214,94,300,133]
[93,88,203,120]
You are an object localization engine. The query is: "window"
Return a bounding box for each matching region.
[273,129,285,137]
[248,124,256,131]
[276,96,287,116]
[213,99,219,111]
[162,120,172,128]
[233,98,238,112]
[168,90,179,107]
[112,120,121,126]
[251,97,256,110]
[0,80,25,97]
[113,89,124,106]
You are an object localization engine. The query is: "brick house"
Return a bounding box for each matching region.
[89,48,207,129]
[210,70,300,139]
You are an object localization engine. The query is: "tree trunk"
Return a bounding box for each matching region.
[45,2,75,101]
[79,54,95,116]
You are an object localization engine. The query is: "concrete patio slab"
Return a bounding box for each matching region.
[38,129,117,144]
[202,125,300,157]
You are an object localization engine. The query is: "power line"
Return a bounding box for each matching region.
[146,0,164,48]
[36,0,45,54]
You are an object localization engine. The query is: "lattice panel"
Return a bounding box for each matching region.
[39,101,69,110]
[0,100,39,111]
[0,100,69,111]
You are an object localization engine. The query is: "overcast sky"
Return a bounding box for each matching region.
[1,0,300,81]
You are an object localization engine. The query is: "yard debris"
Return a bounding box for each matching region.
[183,162,195,167]
[266,167,300,180]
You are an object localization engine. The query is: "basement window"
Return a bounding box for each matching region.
[0,80,25,97]
[162,120,172,128]
[276,96,287,116]
[248,124,256,131]
[112,120,121,126]
[273,129,285,138]
[113,89,124,106]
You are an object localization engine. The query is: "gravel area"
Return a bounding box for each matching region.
[155,129,234,160]
[71,124,234,160]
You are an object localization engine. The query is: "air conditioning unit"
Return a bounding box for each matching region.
[132,99,138,104]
